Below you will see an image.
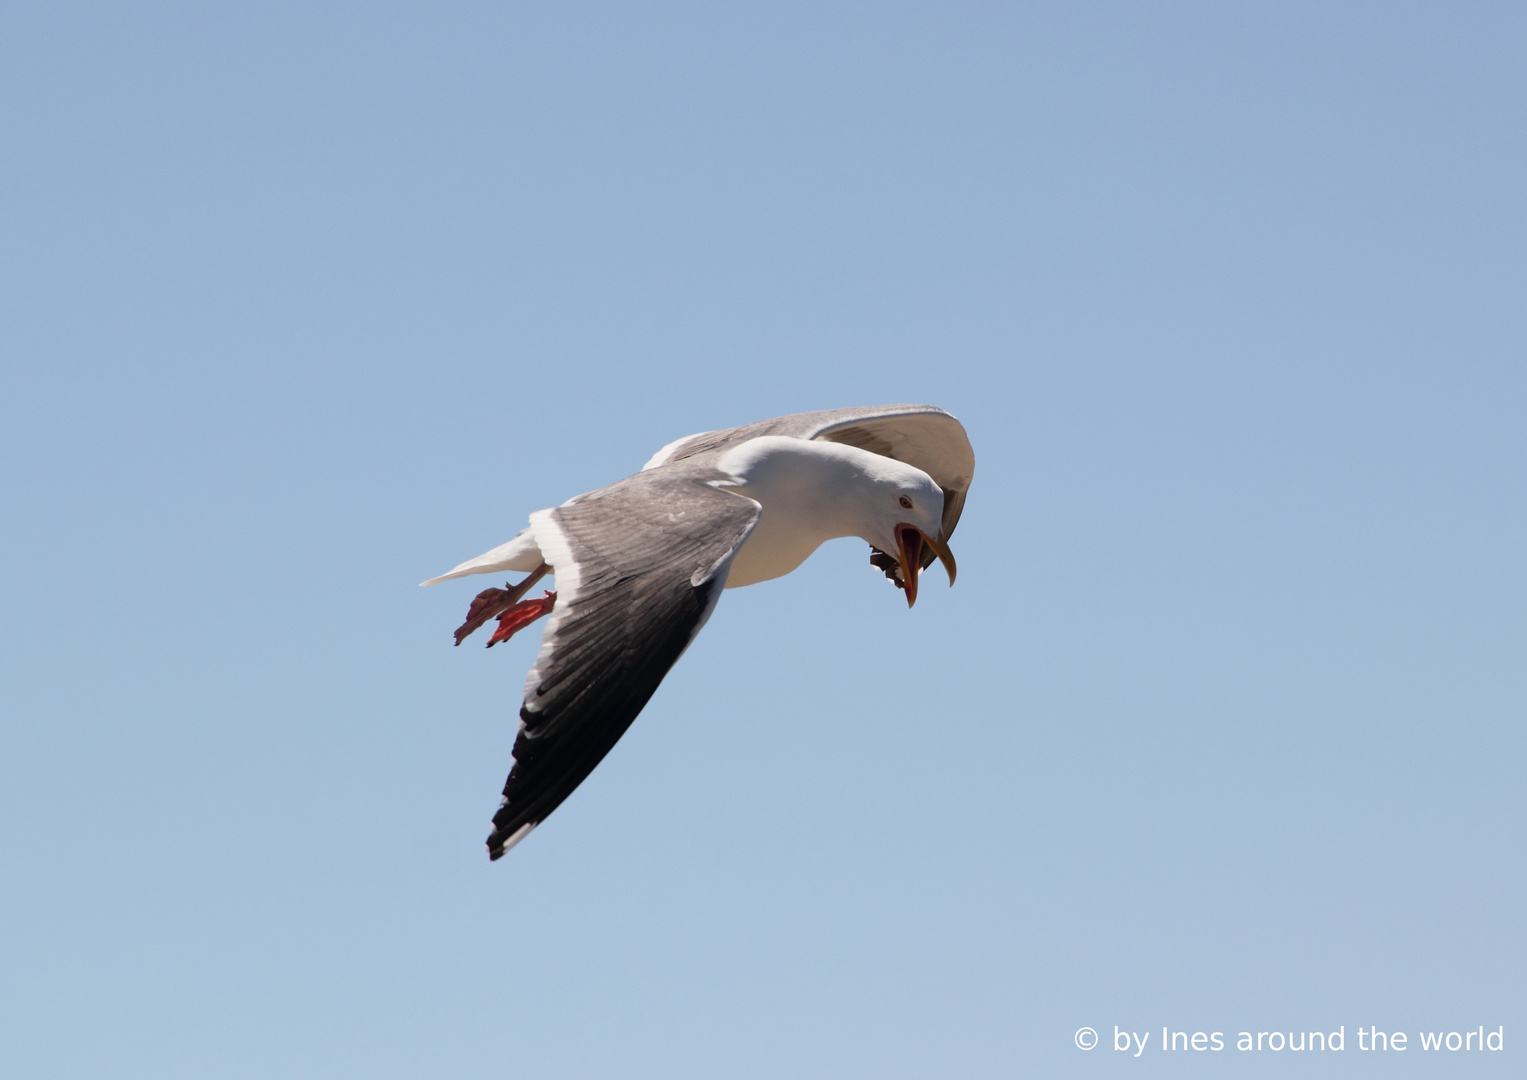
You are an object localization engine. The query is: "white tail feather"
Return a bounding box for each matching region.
[419,527,546,586]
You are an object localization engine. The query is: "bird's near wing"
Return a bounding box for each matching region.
[648,404,975,568]
[486,470,761,859]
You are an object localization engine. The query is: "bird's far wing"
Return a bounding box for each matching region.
[486,470,761,859]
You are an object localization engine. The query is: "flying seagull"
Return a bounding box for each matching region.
[422,404,975,859]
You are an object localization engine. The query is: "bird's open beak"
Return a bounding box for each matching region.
[896,526,958,609]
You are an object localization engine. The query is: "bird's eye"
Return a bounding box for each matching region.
[898,496,913,509]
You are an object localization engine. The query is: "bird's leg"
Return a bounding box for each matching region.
[452,563,550,646]
[485,591,557,647]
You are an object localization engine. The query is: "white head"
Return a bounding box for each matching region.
[834,449,956,607]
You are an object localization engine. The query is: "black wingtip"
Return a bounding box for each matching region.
[485,816,537,861]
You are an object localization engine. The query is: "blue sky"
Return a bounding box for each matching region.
[2,3,1523,1077]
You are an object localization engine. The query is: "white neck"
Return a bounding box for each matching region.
[715,437,886,588]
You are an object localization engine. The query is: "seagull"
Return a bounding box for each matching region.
[422,404,975,859]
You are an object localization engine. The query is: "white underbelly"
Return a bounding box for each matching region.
[723,514,826,588]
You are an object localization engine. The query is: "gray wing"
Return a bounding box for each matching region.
[487,469,760,859]
[653,404,975,567]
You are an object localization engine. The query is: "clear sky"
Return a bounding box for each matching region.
[2,3,1523,1077]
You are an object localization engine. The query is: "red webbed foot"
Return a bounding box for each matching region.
[485,591,557,647]
[452,563,550,645]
